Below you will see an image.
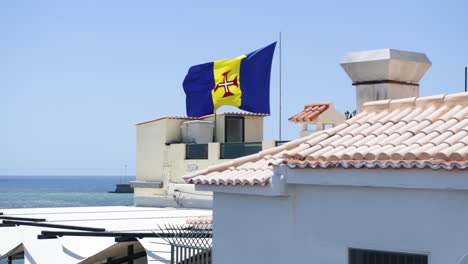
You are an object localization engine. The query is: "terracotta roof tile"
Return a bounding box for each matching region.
[288,103,330,123]
[286,160,467,170]
[184,92,468,187]
[186,216,213,225]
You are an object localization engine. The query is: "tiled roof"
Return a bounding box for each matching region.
[284,93,468,163]
[184,92,468,187]
[186,216,213,225]
[184,146,286,187]
[288,103,330,123]
[286,160,467,170]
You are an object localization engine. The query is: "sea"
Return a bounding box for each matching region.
[0,176,135,264]
[0,175,135,209]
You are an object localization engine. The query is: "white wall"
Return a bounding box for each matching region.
[134,115,265,208]
[213,192,295,264]
[213,184,468,264]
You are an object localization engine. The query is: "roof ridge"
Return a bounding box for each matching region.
[303,102,332,107]
[136,116,198,125]
[362,92,468,112]
[137,112,269,125]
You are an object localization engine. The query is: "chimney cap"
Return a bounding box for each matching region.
[340,48,432,84]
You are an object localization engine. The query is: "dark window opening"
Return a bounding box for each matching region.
[225,116,244,142]
[220,142,262,159]
[349,248,428,264]
[186,144,209,159]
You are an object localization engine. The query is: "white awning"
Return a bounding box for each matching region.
[0,243,23,260]
[59,236,116,262]
[138,238,171,264]
[24,237,69,264]
[77,241,145,264]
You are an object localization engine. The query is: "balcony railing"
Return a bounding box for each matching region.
[186,144,209,159]
[220,142,262,159]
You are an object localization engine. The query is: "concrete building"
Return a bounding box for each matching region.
[132,106,344,208]
[132,112,267,208]
[185,49,468,264]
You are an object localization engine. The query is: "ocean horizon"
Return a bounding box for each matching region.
[0,175,135,209]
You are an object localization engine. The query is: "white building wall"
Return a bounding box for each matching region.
[214,185,468,264]
[213,192,295,264]
[134,115,265,208]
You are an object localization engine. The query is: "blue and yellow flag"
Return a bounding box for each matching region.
[183,42,276,117]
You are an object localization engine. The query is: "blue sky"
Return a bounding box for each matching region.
[2,0,467,176]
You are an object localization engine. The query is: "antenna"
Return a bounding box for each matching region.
[124,164,128,183]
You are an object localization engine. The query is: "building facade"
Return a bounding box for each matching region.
[185,49,468,264]
[133,102,345,208]
[133,112,269,208]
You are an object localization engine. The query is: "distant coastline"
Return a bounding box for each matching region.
[0,175,135,209]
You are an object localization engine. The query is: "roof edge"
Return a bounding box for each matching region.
[136,112,269,126]
[362,92,468,112]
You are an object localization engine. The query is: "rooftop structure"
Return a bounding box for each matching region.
[133,112,272,208]
[340,48,432,112]
[288,102,346,137]
[133,99,350,209]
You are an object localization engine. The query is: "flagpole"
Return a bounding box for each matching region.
[279,32,282,141]
[214,112,217,142]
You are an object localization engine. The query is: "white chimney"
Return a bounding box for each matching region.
[340,49,432,113]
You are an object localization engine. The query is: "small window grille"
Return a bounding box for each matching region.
[349,248,428,264]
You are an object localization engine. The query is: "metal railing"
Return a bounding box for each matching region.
[220,142,262,159]
[185,144,209,160]
[158,224,212,264]
[172,245,211,264]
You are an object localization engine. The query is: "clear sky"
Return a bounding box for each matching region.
[2,0,467,176]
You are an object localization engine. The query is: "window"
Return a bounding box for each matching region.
[220,142,262,159]
[185,144,208,159]
[225,116,244,142]
[349,248,428,264]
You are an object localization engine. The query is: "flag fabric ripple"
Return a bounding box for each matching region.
[183,42,276,117]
